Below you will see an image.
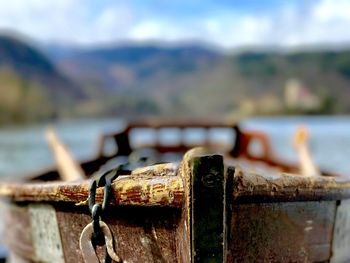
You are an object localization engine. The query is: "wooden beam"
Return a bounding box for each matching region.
[233,166,350,202]
[45,128,85,181]
[190,154,225,263]
[0,163,183,208]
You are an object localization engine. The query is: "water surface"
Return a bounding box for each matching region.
[0,118,124,178]
[243,116,350,175]
[0,116,349,178]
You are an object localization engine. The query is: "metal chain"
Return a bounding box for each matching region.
[84,165,128,262]
[80,221,122,263]
[81,155,152,262]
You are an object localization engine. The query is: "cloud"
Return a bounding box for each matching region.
[200,0,350,48]
[0,0,134,44]
[0,0,88,42]
[79,5,134,44]
[313,0,350,22]
[198,13,273,47]
[1,0,350,48]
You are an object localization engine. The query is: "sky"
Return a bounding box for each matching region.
[0,0,350,48]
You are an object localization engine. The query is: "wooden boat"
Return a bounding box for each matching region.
[0,120,349,262]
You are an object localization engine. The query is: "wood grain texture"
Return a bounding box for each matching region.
[331,199,350,263]
[233,165,350,202]
[3,149,350,263]
[174,147,225,263]
[0,164,184,208]
[3,204,35,261]
[55,204,179,263]
[228,201,336,262]
[3,202,180,263]
[174,148,200,263]
[1,153,202,263]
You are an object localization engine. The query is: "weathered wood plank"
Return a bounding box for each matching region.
[331,199,350,263]
[4,202,180,263]
[2,153,210,263]
[0,164,183,208]
[233,166,350,202]
[175,148,226,263]
[174,149,194,263]
[56,205,179,263]
[3,149,349,263]
[191,154,225,263]
[228,201,336,262]
[3,204,35,260]
[28,204,65,262]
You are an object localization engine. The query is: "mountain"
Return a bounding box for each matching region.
[46,44,222,116]
[52,45,219,92]
[3,34,350,123]
[232,51,350,111]
[0,35,85,123]
[50,44,350,117]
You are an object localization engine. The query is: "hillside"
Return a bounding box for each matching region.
[2,34,350,123]
[178,50,350,115]
[53,45,219,92]
[0,35,85,123]
[52,45,350,117]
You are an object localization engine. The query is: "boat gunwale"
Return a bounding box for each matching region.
[2,160,350,205]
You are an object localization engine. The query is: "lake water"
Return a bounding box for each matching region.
[0,116,350,178]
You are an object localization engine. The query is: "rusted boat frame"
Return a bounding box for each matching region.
[34,120,308,181]
[0,120,347,262]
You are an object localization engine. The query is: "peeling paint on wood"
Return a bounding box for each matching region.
[3,204,35,260]
[0,175,184,208]
[29,204,65,263]
[131,163,178,177]
[331,199,350,263]
[233,166,350,202]
[174,148,196,263]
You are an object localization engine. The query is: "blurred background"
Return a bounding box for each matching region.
[0,0,350,178]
